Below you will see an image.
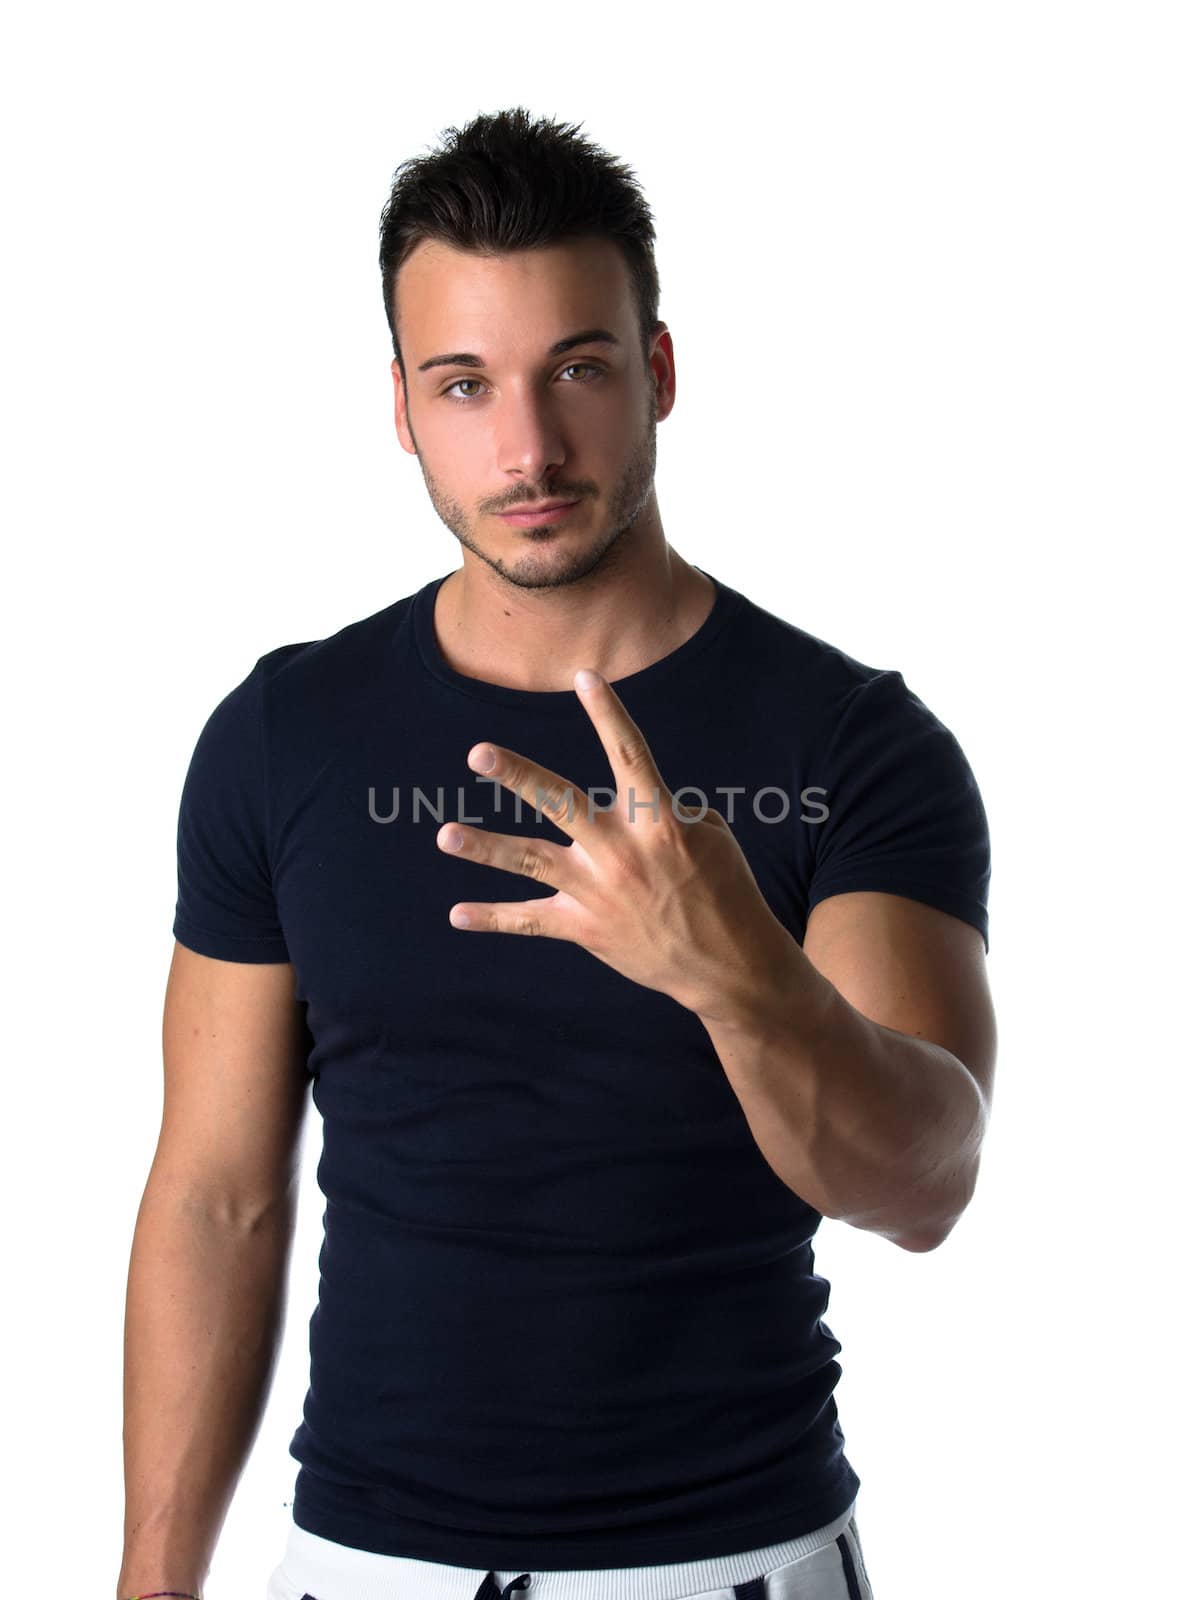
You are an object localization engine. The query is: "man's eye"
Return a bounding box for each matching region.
[442,363,604,403]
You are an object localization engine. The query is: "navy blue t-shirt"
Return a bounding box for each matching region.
[172,568,990,1568]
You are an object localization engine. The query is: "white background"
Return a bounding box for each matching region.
[2,3,1185,1595]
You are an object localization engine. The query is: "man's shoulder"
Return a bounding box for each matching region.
[255,590,415,686]
[240,587,425,754]
[730,584,893,710]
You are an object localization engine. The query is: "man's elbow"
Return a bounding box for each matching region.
[893,1163,985,1253]
[897,1180,983,1253]
[895,1227,944,1253]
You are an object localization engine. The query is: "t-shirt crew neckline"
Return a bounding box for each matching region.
[412,566,742,712]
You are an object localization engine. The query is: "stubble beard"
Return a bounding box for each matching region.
[415,386,660,592]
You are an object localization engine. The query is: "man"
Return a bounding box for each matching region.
[119,107,995,1600]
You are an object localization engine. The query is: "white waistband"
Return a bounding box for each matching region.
[276,1501,858,1600]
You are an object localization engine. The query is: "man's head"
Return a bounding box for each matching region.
[378,107,675,591]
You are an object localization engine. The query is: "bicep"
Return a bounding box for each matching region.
[154,940,311,1218]
[803,890,998,1109]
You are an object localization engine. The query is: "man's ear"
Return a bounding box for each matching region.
[391,358,417,456]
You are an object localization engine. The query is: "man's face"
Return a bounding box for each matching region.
[391,235,673,591]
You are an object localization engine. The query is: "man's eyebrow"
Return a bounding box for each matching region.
[416,329,622,374]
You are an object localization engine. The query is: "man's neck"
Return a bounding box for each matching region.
[432,546,716,695]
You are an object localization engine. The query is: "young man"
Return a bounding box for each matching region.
[120,107,995,1600]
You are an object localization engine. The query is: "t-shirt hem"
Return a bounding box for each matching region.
[172,914,291,964]
[290,1464,861,1569]
[806,873,989,953]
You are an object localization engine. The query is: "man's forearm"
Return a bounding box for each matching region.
[118,1177,295,1598]
[695,930,988,1251]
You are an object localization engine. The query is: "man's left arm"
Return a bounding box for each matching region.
[695,888,998,1254]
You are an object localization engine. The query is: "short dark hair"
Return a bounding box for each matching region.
[378,107,661,383]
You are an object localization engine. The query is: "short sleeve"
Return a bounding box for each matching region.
[807,669,991,953]
[172,659,291,963]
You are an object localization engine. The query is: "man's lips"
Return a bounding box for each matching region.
[497,500,582,525]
